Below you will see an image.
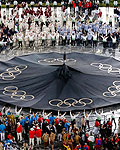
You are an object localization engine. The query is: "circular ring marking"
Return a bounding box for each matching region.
[22,95,35,101]
[15,65,28,71]
[49,99,63,107]
[91,63,120,75]
[79,98,93,105]
[4,86,18,92]
[0,65,27,81]
[3,86,34,101]
[12,90,26,96]
[57,101,71,108]
[44,58,56,63]
[103,91,116,97]
[11,95,25,100]
[49,98,93,108]
[38,58,77,64]
[103,80,120,98]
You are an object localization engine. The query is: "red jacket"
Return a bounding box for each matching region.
[83,145,89,150]
[95,138,102,146]
[0,112,2,117]
[85,2,89,8]
[38,117,43,123]
[99,11,102,17]
[36,129,42,138]
[73,2,76,8]
[7,134,14,140]
[55,118,60,125]
[115,138,119,144]
[95,121,99,127]
[89,2,92,7]
[16,125,22,133]
[79,1,82,7]
[46,119,50,124]
[107,121,112,130]
[29,130,35,138]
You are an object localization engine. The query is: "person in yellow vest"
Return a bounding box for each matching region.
[64,144,71,150]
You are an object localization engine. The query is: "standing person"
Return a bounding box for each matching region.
[36,127,42,145]
[71,33,76,46]
[28,32,34,48]
[9,36,14,50]
[70,111,80,128]
[82,34,87,47]
[24,120,29,142]
[87,32,93,46]
[38,115,43,128]
[105,0,109,10]
[41,34,46,46]
[71,16,76,28]
[15,106,22,123]
[67,134,74,150]
[109,16,113,27]
[57,122,63,142]
[111,111,116,128]
[95,109,103,124]
[29,128,35,146]
[58,110,66,120]
[118,117,120,136]
[13,0,18,8]
[81,116,86,131]
[50,131,55,150]
[84,109,92,130]
[83,143,89,150]
[88,131,95,150]
[43,110,52,120]
[102,35,108,49]
[93,32,98,48]
[114,0,118,7]
[17,33,23,48]
[0,121,5,141]
[67,33,70,45]
[95,135,102,150]
[74,133,80,145]
[16,122,22,142]
[93,119,99,135]
[51,33,56,46]
[111,35,116,49]
[42,132,49,149]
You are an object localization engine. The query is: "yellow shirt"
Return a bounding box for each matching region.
[64,145,71,150]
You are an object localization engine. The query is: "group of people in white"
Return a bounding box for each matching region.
[0,0,119,52]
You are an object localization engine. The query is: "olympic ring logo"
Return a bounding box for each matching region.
[38,58,76,63]
[3,86,34,101]
[49,98,93,108]
[0,65,27,80]
[103,81,120,97]
[91,63,120,75]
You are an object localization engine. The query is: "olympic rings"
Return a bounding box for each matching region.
[91,63,120,75]
[103,81,120,97]
[49,98,93,108]
[38,58,76,63]
[3,86,34,101]
[0,65,27,81]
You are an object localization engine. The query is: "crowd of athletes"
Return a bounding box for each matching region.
[0,0,119,53]
[0,106,119,150]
